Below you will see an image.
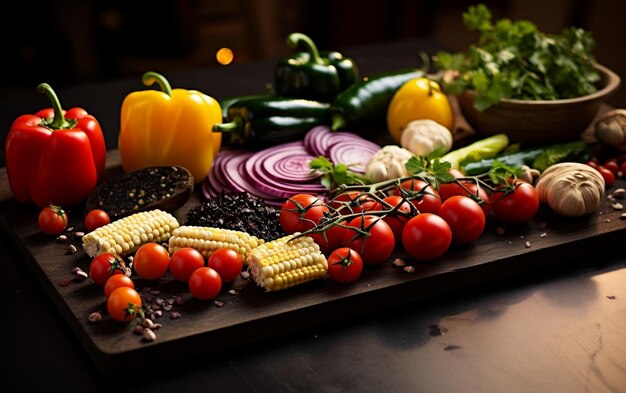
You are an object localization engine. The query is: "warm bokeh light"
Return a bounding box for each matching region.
[216,48,234,65]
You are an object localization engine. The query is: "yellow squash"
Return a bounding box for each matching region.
[118,71,222,183]
[386,77,454,144]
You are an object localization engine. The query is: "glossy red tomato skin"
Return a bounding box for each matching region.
[327,247,364,284]
[280,194,326,234]
[438,195,486,244]
[491,180,540,224]
[381,195,415,244]
[439,181,491,217]
[107,287,142,322]
[393,178,441,214]
[89,252,126,286]
[38,204,68,235]
[169,247,205,282]
[84,209,111,232]
[597,166,615,186]
[329,191,380,214]
[342,215,395,265]
[310,220,349,256]
[188,267,222,300]
[207,248,243,283]
[133,243,170,281]
[402,213,452,261]
[104,274,135,299]
[603,160,619,175]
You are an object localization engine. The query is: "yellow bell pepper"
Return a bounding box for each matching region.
[386,77,454,144]
[118,71,222,183]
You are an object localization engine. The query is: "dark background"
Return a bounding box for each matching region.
[1,0,625,142]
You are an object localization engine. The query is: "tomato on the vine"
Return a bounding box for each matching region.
[402,213,452,261]
[104,274,135,298]
[328,191,380,214]
[38,204,68,235]
[597,166,615,186]
[491,180,540,224]
[169,247,205,282]
[342,215,395,265]
[327,247,364,283]
[89,252,127,286]
[381,195,415,244]
[188,267,222,300]
[208,248,243,283]
[438,195,486,244]
[393,178,441,214]
[279,193,326,234]
[133,243,170,280]
[84,209,111,231]
[309,219,349,256]
[107,286,142,322]
[439,181,491,217]
[603,160,619,175]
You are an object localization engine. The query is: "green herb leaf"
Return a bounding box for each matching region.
[309,156,371,191]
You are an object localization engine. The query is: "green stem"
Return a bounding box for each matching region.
[213,117,243,133]
[37,83,68,129]
[287,32,325,65]
[142,71,172,96]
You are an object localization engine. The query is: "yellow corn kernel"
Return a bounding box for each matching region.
[168,225,263,263]
[82,209,179,257]
[247,234,328,292]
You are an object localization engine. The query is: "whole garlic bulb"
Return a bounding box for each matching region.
[535,162,605,217]
[400,119,453,157]
[594,109,626,151]
[365,145,414,182]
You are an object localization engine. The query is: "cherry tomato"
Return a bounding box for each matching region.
[89,252,127,286]
[439,181,491,217]
[342,215,395,265]
[585,160,599,170]
[381,195,415,244]
[133,243,170,281]
[393,178,441,214]
[207,248,243,283]
[84,209,111,232]
[402,213,452,261]
[309,219,349,256]
[621,161,626,177]
[328,191,380,214]
[169,247,205,282]
[597,166,615,186]
[438,195,486,243]
[327,247,364,284]
[604,160,619,175]
[491,180,540,224]
[279,194,326,234]
[38,204,68,235]
[189,267,222,300]
[107,287,142,322]
[104,274,135,299]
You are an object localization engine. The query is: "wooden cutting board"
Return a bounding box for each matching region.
[1,150,625,377]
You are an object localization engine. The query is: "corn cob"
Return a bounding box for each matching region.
[247,234,328,292]
[82,209,179,257]
[168,225,263,263]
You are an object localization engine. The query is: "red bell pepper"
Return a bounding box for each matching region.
[4,83,106,208]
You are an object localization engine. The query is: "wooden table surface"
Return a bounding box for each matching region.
[1,38,626,393]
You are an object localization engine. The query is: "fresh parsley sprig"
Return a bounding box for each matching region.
[309,156,371,191]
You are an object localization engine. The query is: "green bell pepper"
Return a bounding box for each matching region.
[274,32,359,102]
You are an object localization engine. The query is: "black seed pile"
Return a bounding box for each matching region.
[185,192,285,240]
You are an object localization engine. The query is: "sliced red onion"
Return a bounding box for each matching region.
[304,125,333,156]
[328,139,380,173]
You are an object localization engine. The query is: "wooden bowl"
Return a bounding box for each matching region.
[457,64,621,145]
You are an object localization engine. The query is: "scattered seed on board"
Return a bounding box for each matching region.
[74,270,88,281]
[88,312,102,323]
[66,227,74,232]
[71,267,82,274]
[214,300,225,307]
[620,213,626,220]
[611,202,623,210]
[240,271,251,280]
[142,328,157,342]
[228,289,237,296]
[154,310,163,318]
[57,234,68,243]
[133,325,144,335]
[540,233,547,238]
[612,188,625,198]
[162,304,173,312]
[65,244,78,254]
[74,231,85,238]
[58,278,73,287]
[152,323,162,330]
[403,266,415,273]
[392,258,406,267]
[142,318,154,329]
[170,311,181,319]
[525,241,531,248]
